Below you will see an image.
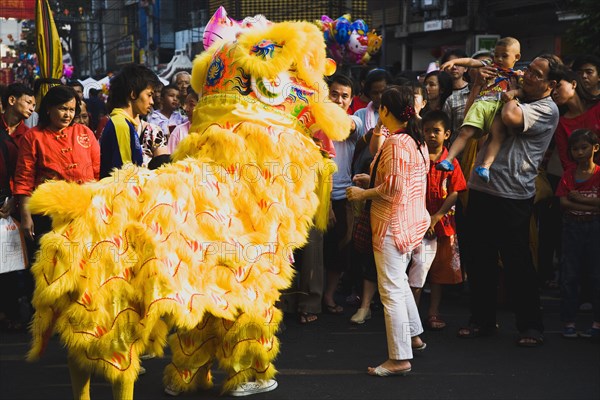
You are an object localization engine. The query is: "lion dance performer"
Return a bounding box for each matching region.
[25,14,350,400]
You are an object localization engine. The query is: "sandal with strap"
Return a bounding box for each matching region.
[426,315,446,331]
[323,303,344,314]
[457,324,497,338]
[298,312,318,324]
[516,329,544,347]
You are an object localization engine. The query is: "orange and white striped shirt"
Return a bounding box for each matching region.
[370,133,430,253]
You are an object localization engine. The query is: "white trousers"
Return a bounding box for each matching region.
[373,231,424,360]
[408,237,438,288]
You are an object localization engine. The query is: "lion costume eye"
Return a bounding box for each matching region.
[251,72,293,105]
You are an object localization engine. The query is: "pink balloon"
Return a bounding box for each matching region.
[63,64,74,79]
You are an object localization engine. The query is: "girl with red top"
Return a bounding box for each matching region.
[347,85,429,377]
[555,129,600,339]
[15,85,100,257]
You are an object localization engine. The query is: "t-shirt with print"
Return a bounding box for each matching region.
[469,96,559,199]
[138,121,168,167]
[556,165,600,217]
[477,59,523,102]
[147,109,188,141]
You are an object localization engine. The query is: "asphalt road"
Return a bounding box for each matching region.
[1,286,599,399]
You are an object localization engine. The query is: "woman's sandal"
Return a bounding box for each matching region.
[323,303,344,314]
[426,315,446,331]
[412,342,427,352]
[368,365,411,377]
[298,312,318,324]
[516,329,544,347]
[457,324,497,338]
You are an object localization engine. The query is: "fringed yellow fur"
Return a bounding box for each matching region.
[27,18,347,399]
[190,49,216,94]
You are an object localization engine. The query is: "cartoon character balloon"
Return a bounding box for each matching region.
[350,19,368,36]
[346,30,368,64]
[316,15,382,65]
[367,30,383,55]
[361,30,383,64]
[318,15,334,43]
[332,15,351,45]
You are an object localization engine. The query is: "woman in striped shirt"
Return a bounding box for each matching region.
[347,85,430,377]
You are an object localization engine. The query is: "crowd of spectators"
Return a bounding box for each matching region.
[0,48,598,382]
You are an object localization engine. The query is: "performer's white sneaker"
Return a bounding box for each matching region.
[140,353,156,360]
[229,379,278,396]
[164,385,181,396]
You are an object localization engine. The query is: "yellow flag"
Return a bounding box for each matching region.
[35,0,64,109]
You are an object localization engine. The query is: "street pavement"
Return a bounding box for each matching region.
[1,286,599,399]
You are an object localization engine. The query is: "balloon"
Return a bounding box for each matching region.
[361,53,371,65]
[318,15,334,43]
[320,15,333,24]
[346,30,368,64]
[350,19,368,36]
[63,64,74,79]
[324,58,337,77]
[332,16,351,45]
[328,42,346,64]
[367,30,383,55]
[316,15,382,65]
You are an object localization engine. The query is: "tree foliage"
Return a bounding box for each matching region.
[565,0,600,54]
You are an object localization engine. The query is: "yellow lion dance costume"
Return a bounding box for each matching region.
[26,20,350,399]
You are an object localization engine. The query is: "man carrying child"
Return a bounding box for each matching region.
[457,55,562,347]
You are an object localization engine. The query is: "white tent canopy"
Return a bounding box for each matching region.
[159,50,193,83]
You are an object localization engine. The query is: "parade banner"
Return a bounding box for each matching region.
[35,0,63,108]
[0,0,35,20]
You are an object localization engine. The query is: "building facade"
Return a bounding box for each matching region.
[369,0,583,73]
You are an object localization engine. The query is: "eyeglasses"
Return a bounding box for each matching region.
[523,66,546,81]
